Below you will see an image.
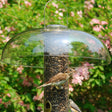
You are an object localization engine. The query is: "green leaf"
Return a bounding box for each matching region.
[30,103,35,112]
[95,80,101,86]
[91,83,95,88]
[0,80,7,85]
[35,69,43,74]
[88,78,94,83]
[3,77,9,82]
[99,74,106,80]
[98,66,104,71]
[25,93,32,102]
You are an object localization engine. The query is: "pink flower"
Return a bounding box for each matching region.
[59,8,62,11]
[1,0,7,4]
[77,11,82,18]
[93,25,101,32]
[70,11,74,17]
[98,34,102,38]
[85,1,90,5]
[5,27,15,32]
[88,4,93,9]
[10,26,15,31]
[71,63,92,85]
[33,91,44,101]
[83,62,93,67]
[0,98,2,104]
[0,3,3,8]
[37,106,43,111]
[0,30,3,34]
[11,44,19,48]
[36,75,42,83]
[93,25,104,32]
[55,10,58,14]
[1,35,5,37]
[101,21,108,25]
[87,38,96,44]
[97,109,103,112]
[69,84,74,92]
[5,27,10,32]
[91,0,95,4]
[79,23,83,28]
[72,74,83,85]
[2,36,10,43]
[33,96,38,101]
[24,1,32,7]
[17,66,23,74]
[81,67,89,80]
[21,76,33,87]
[59,8,65,12]
[0,0,8,8]
[1,0,4,4]
[84,1,93,10]
[58,17,62,20]
[98,5,102,8]
[25,104,30,110]
[99,25,104,30]
[110,32,112,36]
[59,12,63,16]
[11,42,19,48]
[98,5,104,9]
[52,2,58,8]
[40,21,44,25]
[19,101,24,106]
[7,93,11,97]
[102,39,111,49]
[22,79,32,87]
[109,48,112,55]
[28,77,33,82]
[62,9,65,12]
[90,18,100,25]
[36,75,40,79]
[37,91,44,100]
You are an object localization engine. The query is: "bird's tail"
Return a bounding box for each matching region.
[37,80,68,89]
[69,99,82,112]
[37,82,52,89]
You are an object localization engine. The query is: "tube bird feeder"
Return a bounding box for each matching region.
[0,0,111,112]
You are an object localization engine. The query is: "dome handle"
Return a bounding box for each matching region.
[44,0,68,28]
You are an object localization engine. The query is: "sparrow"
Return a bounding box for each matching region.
[37,72,70,88]
[69,99,82,112]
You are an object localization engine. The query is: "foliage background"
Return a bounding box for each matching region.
[0,0,112,112]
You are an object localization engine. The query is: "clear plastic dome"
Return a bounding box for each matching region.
[1,25,111,68]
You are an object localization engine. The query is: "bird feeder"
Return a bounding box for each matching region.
[1,0,111,112]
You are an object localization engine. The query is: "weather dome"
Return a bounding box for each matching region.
[1,25,111,68]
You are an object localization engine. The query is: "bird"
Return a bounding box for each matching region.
[69,99,82,112]
[37,72,70,88]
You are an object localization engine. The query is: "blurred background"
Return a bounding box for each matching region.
[0,0,112,112]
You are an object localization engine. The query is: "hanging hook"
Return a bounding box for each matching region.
[44,0,68,28]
